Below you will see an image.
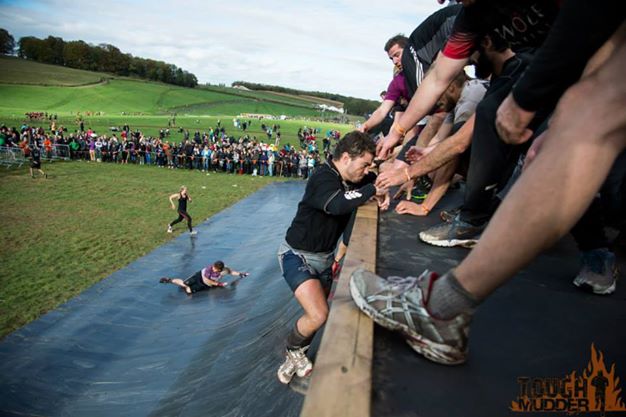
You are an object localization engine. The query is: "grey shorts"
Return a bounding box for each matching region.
[277,242,334,292]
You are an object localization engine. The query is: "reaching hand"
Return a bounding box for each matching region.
[375,191,390,211]
[405,146,429,163]
[376,166,409,190]
[376,129,403,160]
[395,200,430,216]
[392,179,414,200]
[496,94,535,145]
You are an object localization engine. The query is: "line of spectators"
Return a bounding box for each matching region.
[0,122,335,179]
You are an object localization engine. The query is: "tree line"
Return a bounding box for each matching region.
[1,29,197,88]
[231,81,379,116]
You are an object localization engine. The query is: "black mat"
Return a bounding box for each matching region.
[0,181,307,417]
[374,188,626,417]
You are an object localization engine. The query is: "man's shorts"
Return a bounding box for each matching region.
[184,270,209,293]
[278,243,333,293]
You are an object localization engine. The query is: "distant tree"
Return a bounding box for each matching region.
[40,36,64,65]
[17,33,197,88]
[0,28,15,55]
[63,40,91,69]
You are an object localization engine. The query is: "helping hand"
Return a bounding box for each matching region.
[376,166,408,190]
[496,94,535,145]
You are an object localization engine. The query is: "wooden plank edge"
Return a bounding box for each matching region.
[300,201,377,417]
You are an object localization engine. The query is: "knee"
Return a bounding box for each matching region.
[309,305,329,328]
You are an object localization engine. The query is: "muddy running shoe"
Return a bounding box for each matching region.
[159,277,172,284]
[167,225,173,233]
[277,346,313,384]
[419,218,484,248]
[440,207,461,223]
[350,268,470,365]
[573,249,618,295]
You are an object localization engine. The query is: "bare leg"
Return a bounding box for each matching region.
[170,278,192,294]
[294,279,329,338]
[456,37,626,299]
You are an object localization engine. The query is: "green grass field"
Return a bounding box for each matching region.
[0,161,284,338]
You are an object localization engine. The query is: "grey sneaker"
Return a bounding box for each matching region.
[573,249,617,295]
[419,218,484,248]
[350,268,471,365]
[277,346,312,384]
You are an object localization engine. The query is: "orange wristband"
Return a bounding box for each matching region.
[394,124,406,137]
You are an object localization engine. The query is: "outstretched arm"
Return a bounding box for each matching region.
[377,55,469,159]
[359,100,395,133]
[202,277,226,287]
[377,114,474,189]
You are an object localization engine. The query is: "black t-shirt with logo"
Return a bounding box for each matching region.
[285,161,376,253]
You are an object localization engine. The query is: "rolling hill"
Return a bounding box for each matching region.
[0,56,347,119]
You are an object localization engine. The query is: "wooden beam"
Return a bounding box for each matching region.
[300,201,377,417]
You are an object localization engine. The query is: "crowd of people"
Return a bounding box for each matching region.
[0,121,341,179]
[274,0,625,387]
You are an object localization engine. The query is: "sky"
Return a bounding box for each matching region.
[0,0,445,100]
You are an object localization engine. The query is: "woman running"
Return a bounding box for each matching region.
[167,185,196,235]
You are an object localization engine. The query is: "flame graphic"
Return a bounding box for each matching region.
[510,344,626,413]
[582,344,626,411]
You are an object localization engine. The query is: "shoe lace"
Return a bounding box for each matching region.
[289,346,310,368]
[386,275,420,293]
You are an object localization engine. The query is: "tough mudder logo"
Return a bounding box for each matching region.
[510,345,626,414]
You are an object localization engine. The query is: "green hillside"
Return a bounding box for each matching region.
[0,55,108,86]
[0,56,346,119]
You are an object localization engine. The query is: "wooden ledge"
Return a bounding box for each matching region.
[300,201,377,417]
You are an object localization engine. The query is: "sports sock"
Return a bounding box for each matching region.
[286,323,313,350]
[427,270,481,320]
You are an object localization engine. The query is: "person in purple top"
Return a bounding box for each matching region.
[159,260,249,295]
[359,35,411,137]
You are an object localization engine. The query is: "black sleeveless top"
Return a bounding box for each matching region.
[178,194,188,211]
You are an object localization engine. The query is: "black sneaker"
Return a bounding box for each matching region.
[159,277,172,284]
[419,218,485,248]
[440,208,461,223]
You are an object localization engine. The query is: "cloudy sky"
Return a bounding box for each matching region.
[0,0,444,100]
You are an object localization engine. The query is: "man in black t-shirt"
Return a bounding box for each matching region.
[276,131,389,384]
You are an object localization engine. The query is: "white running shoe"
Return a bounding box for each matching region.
[167,225,173,233]
[277,346,312,384]
[190,230,198,236]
